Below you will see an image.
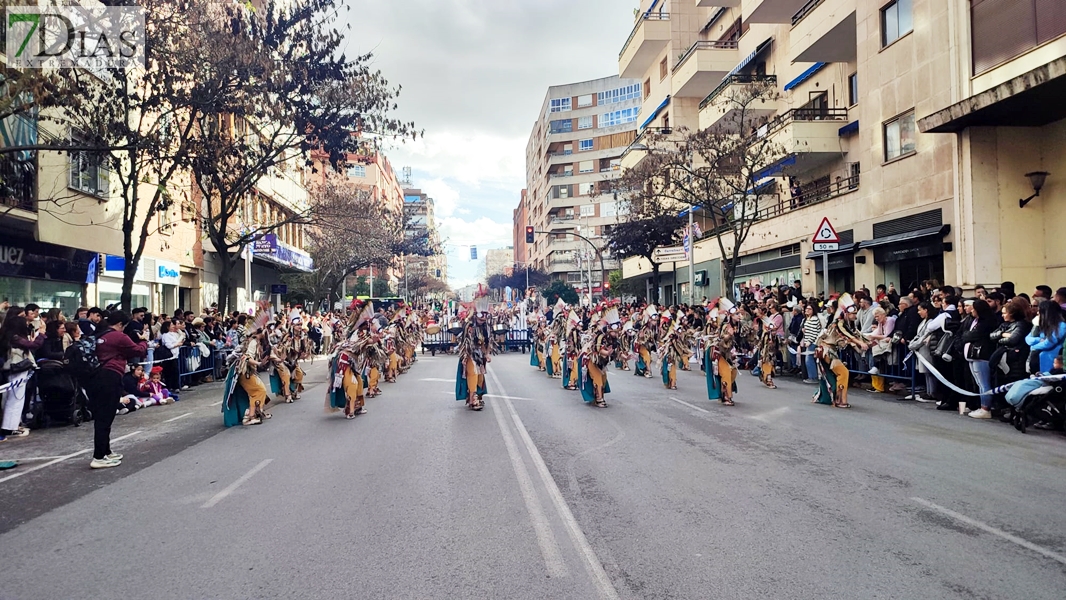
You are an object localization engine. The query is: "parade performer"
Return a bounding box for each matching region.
[660,317,688,390]
[547,300,566,379]
[222,303,273,427]
[561,308,581,390]
[704,300,739,405]
[455,287,496,411]
[634,305,657,378]
[529,314,542,369]
[325,300,374,419]
[580,303,619,408]
[814,295,868,409]
[755,306,780,390]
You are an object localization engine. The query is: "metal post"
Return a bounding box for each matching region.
[688,205,695,304]
[525,263,529,289]
[369,265,374,298]
[244,245,252,309]
[822,252,829,299]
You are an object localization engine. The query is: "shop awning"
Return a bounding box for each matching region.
[857,225,950,249]
[838,120,859,136]
[784,62,828,91]
[805,243,857,259]
[639,96,671,131]
[727,38,773,78]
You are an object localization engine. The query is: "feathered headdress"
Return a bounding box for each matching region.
[474,284,491,314]
[349,299,374,331]
[252,300,274,331]
[555,297,566,314]
[835,292,855,319]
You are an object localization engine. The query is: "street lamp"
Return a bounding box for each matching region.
[1019,171,1050,208]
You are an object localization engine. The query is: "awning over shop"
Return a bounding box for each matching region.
[784,62,828,91]
[856,225,950,249]
[838,120,859,136]
[639,96,671,131]
[754,154,797,180]
[918,56,1066,133]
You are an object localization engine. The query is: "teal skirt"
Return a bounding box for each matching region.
[456,360,487,401]
[579,361,612,404]
[221,368,250,428]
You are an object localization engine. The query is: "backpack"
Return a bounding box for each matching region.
[66,337,101,378]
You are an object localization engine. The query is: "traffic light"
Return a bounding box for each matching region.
[525,226,534,244]
[604,282,610,290]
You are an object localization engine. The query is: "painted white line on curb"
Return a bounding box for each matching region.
[668,397,709,414]
[912,497,1066,566]
[164,412,193,423]
[487,377,569,578]
[202,459,273,508]
[488,365,621,600]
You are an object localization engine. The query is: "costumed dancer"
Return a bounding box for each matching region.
[755,307,780,390]
[529,313,542,369]
[222,302,273,427]
[704,299,739,405]
[561,307,582,390]
[633,305,657,378]
[325,300,373,419]
[547,299,566,379]
[660,317,687,390]
[814,295,868,409]
[580,303,620,408]
[456,287,495,410]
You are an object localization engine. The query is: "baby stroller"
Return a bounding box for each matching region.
[34,360,90,428]
[1006,377,1066,434]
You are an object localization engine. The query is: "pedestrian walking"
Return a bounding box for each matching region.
[89,311,148,469]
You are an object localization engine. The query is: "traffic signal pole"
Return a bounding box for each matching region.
[533,229,606,301]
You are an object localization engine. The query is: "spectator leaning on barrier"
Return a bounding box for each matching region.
[963,300,999,419]
[1025,301,1066,375]
[988,300,1032,387]
[0,315,44,442]
[907,302,948,402]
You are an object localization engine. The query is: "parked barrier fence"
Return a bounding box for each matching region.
[178,345,216,387]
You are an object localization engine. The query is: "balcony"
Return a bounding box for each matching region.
[703,172,859,238]
[699,74,779,132]
[619,13,672,79]
[671,40,740,98]
[745,0,809,24]
[0,154,37,217]
[549,216,577,230]
[620,126,683,170]
[757,107,849,171]
[697,0,740,6]
[789,0,856,63]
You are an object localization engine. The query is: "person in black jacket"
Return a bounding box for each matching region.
[895,297,921,343]
[988,300,1032,388]
[961,299,999,419]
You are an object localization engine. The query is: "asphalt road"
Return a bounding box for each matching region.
[1,350,1065,600]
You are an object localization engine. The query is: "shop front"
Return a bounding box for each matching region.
[97,255,183,313]
[733,244,803,299]
[807,240,857,297]
[858,211,949,292]
[0,235,97,314]
[250,234,313,306]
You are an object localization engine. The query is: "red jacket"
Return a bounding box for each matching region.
[96,329,148,376]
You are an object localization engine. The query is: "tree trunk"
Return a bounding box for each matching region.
[217,251,239,315]
[651,262,661,304]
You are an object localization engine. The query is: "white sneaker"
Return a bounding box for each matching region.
[117,408,129,415]
[106,453,123,461]
[916,396,937,404]
[969,408,992,419]
[90,458,121,469]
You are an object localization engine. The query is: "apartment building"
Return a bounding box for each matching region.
[522,75,641,299]
[617,0,1064,302]
[403,187,448,285]
[512,189,529,267]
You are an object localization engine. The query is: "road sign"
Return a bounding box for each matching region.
[270,284,287,295]
[812,217,839,251]
[652,246,688,263]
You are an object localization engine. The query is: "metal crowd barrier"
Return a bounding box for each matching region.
[178,345,217,387]
[838,341,918,391]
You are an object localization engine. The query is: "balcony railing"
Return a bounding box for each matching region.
[791,0,825,26]
[697,173,859,240]
[549,172,573,179]
[619,12,671,59]
[760,107,848,138]
[548,150,573,157]
[0,154,37,213]
[700,74,778,110]
[673,39,739,71]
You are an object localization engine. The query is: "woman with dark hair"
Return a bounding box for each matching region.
[88,311,147,468]
[907,302,948,402]
[0,316,44,441]
[988,300,1032,387]
[1024,301,1066,374]
[963,299,999,419]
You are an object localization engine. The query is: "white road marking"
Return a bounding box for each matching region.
[420,378,455,382]
[911,497,1066,566]
[668,397,709,414]
[111,430,144,444]
[0,456,69,462]
[488,380,569,578]
[0,450,90,484]
[209,401,223,407]
[488,365,621,600]
[164,412,193,423]
[202,459,273,508]
[748,406,790,422]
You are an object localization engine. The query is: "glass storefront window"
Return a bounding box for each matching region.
[0,277,84,316]
[97,278,150,311]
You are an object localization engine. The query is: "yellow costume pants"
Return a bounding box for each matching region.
[666,360,677,388]
[369,367,380,390]
[466,358,485,400]
[568,357,579,387]
[551,344,561,376]
[718,357,735,392]
[239,372,267,417]
[342,367,364,414]
[828,358,849,391]
[587,361,606,399]
[276,365,291,397]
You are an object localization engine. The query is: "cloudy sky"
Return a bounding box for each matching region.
[343,0,639,289]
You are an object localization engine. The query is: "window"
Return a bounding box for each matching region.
[659,58,668,81]
[577,94,593,108]
[579,139,594,152]
[578,116,593,130]
[566,272,583,283]
[69,136,110,197]
[579,182,595,195]
[848,73,858,106]
[550,97,572,113]
[596,84,640,105]
[578,161,594,174]
[881,0,912,47]
[971,0,1066,74]
[347,164,366,178]
[883,110,916,161]
[643,78,651,99]
[563,144,573,155]
[580,205,595,217]
[602,201,618,217]
[601,108,639,127]
[549,119,573,134]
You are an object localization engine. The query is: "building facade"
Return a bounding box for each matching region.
[618,0,1066,301]
[521,75,641,299]
[403,187,448,289]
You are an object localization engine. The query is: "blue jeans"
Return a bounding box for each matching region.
[805,351,818,380]
[969,360,992,409]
